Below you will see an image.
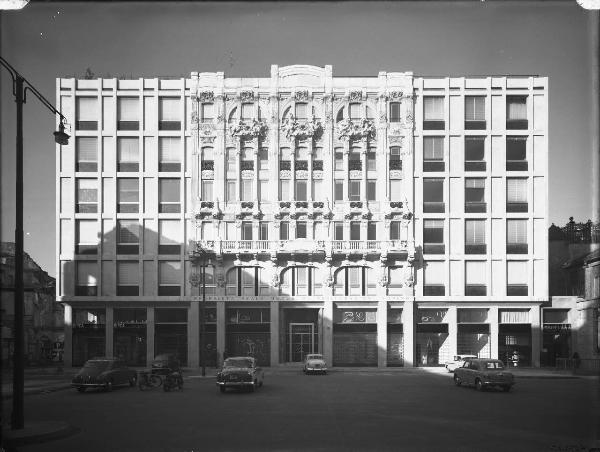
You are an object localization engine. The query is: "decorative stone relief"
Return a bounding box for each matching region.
[294,90,309,102]
[270,272,280,288]
[389,170,403,180]
[201,170,214,179]
[279,170,291,179]
[216,273,226,288]
[389,91,403,101]
[295,170,308,180]
[349,170,362,179]
[404,265,414,287]
[240,90,254,102]
[337,119,376,141]
[348,90,362,102]
[241,170,254,179]
[378,273,389,287]
[312,170,323,180]
[229,120,268,140]
[198,91,214,103]
[281,116,323,141]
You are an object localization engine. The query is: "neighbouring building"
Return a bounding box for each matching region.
[1,242,64,366]
[56,65,548,368]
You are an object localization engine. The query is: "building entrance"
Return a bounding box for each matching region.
[289,323,315,362]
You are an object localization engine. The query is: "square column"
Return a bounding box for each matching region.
[377,299,387,368]
[188,302,200,368]
[216,301,226,366]
[447,306,457,359]
[63,304,73,367]
[105,307,114,358]
[322,300,333,367]
[403,301,415,367]
[146,307,155,365]
[489,306,499,359]
[531,305,541,367]
[270,301,280,366]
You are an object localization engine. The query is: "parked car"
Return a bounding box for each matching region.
[151,353,181,376]
[453,358,515,392]
[216,356,264,393]
[445,354,478,372]
[303,354,327,374]
[71,358,137,392]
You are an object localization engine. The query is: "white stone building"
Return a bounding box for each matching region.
[56,65,548,368]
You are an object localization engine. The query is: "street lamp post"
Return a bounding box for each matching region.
[0,56,70,430]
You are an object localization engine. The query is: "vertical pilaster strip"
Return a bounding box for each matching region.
[447,305,457,360]
[105,306,114,357]
[63,304,73,367]
[403,300,415,367]
[146,306,155,365]
[270,300,280,366]
[489,306,499,359]
[377,299,388,368]
[189,301,200,367]
[216,300,226,366]
[530,304,541,367]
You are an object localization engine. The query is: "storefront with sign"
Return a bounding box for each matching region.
[387,309,404,366]
[113,308,147,366]
[416,308,450,366]
[72,308,106,367]
[457,308,491,358]
[499,309,531,367]
[283,308,320,363]
[155,308,188,366]
[226,308,270,367]
[541,309,571,367]
[332,308,378,366]
[200,308,218,368]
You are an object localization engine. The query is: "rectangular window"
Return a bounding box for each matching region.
[334,222,344,240]
[423,97,445,129]
[390,179,402,202]
[507,219,528,254]
[423,137,445,172]
[388,266,403,294]
[117,178,139,213]
[464,96,486,129]
[226,148,236,172]
[259,180,269,202]
[241,179,253,202]
[334,149,344,171]
[259,222,269,241]
[367,222,376,241]
[201,103,213,122]
[367,180,376,201]
[241,103,253,120]
[465,220,486,254]
[76,262,98,296]
[76,97,98,130]
[390,221,401,240]
[349,103,361,120]
[334,179,344,201]
[296,180,308,201]
[423,178,444,213]
[202,180,213,201]
[279,179,289,201]
[159,137,181,172]
[296,221,307,239]
[348,267,361,295]
[258,148,268,171]
[390,146,401,162]
[313,221,324,241]
[506,137,528,171]
[117,137,139,172]
[117,220,139,254]
[241,222,253,240]
[200,221,214,240]
[424,261,445,296]
[507,178,528,212]
[226,180,237,203]
[117,261,139,296]
[117,97,139,130]
[507,261,528,295]
[506,96,528,129]
[76,220,98,255]
[350,222,361,241]
[159,219,181,255]
[367,149,376,171]
[280,222,289,240]
[389,102,401,123]
[465,178,486,213]
[349,180,361,201]
[159,178,180,213]
[465,137,486,171]
[76,178,98,213]
[465,261,486,296]
[158,261,181,296]
[76,138,98,172]
[295,103,308,120]
[312,179,323,201]
[159,97,181,130]
[424,220,444,254]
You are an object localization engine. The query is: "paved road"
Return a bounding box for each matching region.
[7,370,600,452]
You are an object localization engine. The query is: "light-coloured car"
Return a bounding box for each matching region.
[303,353,327,374]
[216,357,264,393]
[454,358,515,392]
[445,354,478,372]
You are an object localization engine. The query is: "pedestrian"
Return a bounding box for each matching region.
[511,350,520,368]
[572,352,581,369]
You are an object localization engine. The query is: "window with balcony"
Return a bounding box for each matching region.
[465,220,486,254]
[367,222,376,241]
[465,96,486,129]
[76,220,98,254]
[259,222,269,241]
[348,180,361,201]
[227,179,237,203]
[280,266,322,296]
[350,222,361,241]
[423,137,444,172]
[334,179,344,201]
[76,97,98,130]
[200,103,213,122]
[159,137,181,172]
[334,222,344,240]
[424,220,444,254]
[280,222,289,240]
[423,178,444,213]
[159,179,180,213]
[241,222,253,241]
[390,102,401,123]
[202,180,213,201]
[296,221,307,239]
[465,178,486,213]
[200,221,214,240]
[158,220,181,254]
[507,261,528,295]
[241,180,253,202]
[390,221,401,240]
[465,137,486,171]
[158,261,181,296]
[226,148,237,172]
[258,148,268,171]
[423,261,445,296]
[76,178,98,213]
[159,97,181,130]
[76,137,98,172]
[227,267,270,296]
[117,178,138,213]
[76,261,98,296]
[333,267,372,296]
[367,180,376,201]
[117,97,139,130]
[506,96,528,129]
[117,137,139,172]
[465,261,486,296]
[506,136,528,171]
[507,178,528,212]
[295,103,308,120]
[334,148,344,171]
[117,220,139,254]
[117,261,139,296]
[296,180,308,201]
[390,179,402,202]
[507,219,528,254]
[349,146,362,171]
[423,97,445,130]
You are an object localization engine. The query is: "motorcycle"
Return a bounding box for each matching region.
[162,368,183,392]
[138,370,162,390]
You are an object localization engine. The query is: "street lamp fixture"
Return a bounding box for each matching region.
[53,120,70,146]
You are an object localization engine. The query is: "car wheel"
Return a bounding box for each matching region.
[77,387,86,393]
[454,375,462,386]
[475,379,484,391]
[502,385,512,392]
[219,386,226,393]
[105,380,113,392]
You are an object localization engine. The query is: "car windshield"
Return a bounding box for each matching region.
[224,358,252,368]
[83,360,110,370]
[484,361,504,369]
[307,355,323,360]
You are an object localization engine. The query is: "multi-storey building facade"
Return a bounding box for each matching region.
[56,65,548,368]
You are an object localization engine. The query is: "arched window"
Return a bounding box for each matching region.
[226,267,270,296]
[333,267,373,296]
[336,108,344,122]
[279,266,322,296]
[366,105,375,120]
[228,107,238,122]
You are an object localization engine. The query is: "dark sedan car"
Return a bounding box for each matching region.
[216,357,264,393]
[71,358,137,392]
[454,358,515,392]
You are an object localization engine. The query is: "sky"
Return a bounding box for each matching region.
[0,1,596,276]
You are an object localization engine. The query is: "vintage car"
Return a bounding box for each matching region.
[454,358,515,392]
[71,358,137,392]
[151,353,181,375]
[444,354,478,372]
[303,354,327,374]
[216,356,264,393]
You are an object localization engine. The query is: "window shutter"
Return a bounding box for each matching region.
[77,138,98,162]
[159,179,179,202]
[160,261,181,285]
[78,220,98,244]
[159,138,180,163]
[424,137,443,159]
[507,220,527,244]
[77,179,98,201]
[507,261,527,285]
[466,220,485,245]
[424,261,444,285]
[389,103,401,122]
[76,97,97,121]
[159,220,180,245]
[118,179,139,202]
[118,97,139,121]
[465,261,486,285]
[159,98,179,121]
[118,262,139,285]
[77,262,97,285]
[507,179,527,202]
[118,220,139,244]
[424,97,444,120]
[118,138,139,163]
[465,178,485,189]
[202,181,213,200]
[507,97,527,120]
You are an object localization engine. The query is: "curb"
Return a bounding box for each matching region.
[2,384,73,400]
[1,421,79,449]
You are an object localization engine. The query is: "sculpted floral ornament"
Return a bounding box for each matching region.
[270,273,280,288]
[378,274,389,288]
[324,274,334,288]
[294,90,309,102]
[281,115,323,140]
[216,273,226,288]
[198,91,214,103]
[337,119,376,141]
[211,201,223,220]
[229,120,267,139]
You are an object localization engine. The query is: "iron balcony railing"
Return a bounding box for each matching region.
[197,239,409,254]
